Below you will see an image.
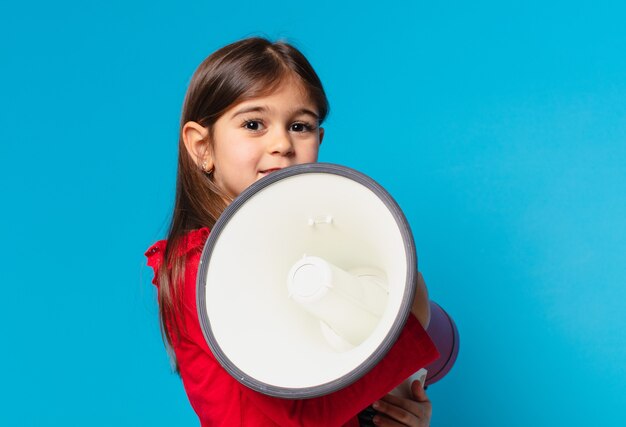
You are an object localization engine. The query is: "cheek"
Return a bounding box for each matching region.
[217,138,261,169]
[299,141,320,162]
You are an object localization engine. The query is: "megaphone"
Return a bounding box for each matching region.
[389,301,459,399]
[424,301,459,386]
[197,163,458,399]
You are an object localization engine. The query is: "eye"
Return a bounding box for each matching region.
[242,120,265,132]
[290,122,315,133]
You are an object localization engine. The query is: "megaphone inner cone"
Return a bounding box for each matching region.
[288,255,388,349]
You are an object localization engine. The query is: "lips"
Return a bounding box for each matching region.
[259,168,282,176]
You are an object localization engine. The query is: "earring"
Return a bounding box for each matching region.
[202,161,214,175]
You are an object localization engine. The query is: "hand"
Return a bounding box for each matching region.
[371,381,432,426]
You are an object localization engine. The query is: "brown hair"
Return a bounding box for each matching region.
[158,37,329,369]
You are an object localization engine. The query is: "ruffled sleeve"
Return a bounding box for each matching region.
[145,240,166,285]
[144,227,211,286]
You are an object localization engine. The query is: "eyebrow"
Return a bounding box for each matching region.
[230,105,320,120]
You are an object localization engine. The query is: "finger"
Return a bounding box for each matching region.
[373,397,424,424]
[372,413,406,427]
[379,393,405,407]
[379,393,421,413]
[410,381,432,422]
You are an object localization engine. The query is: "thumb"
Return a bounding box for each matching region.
[411,380,429,403]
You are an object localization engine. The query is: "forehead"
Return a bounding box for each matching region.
[239,74,315,107]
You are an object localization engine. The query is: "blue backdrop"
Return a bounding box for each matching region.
[1,1,625,425]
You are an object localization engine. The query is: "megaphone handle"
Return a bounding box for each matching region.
[356,405,378,426]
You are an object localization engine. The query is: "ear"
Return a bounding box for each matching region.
[318,127,325,145]
[182,121,213,170]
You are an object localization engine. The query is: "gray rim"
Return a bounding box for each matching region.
[196,162,417,399]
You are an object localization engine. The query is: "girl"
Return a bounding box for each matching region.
[146,37,438,427]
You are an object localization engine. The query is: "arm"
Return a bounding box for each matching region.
[232,271,438,426]
[411,272,430,330]
[365,273,433,427]
[241,315,437,427]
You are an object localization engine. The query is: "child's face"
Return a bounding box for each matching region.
[209,77,323,199]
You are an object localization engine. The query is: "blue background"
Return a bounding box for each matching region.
[1,1,625,425]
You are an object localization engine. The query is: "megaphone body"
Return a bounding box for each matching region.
[196,163,458,399]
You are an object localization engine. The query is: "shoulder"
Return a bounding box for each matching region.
[144,227,211,283]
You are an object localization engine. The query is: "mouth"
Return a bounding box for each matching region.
[259,168,283,177]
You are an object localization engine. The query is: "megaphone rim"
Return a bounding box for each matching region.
[196,162,418,398]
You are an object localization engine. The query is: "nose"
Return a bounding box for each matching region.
[268,129,294,156]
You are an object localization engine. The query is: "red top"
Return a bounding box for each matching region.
[146,228,438,427]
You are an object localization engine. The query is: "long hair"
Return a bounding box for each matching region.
[158,37,329,369]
